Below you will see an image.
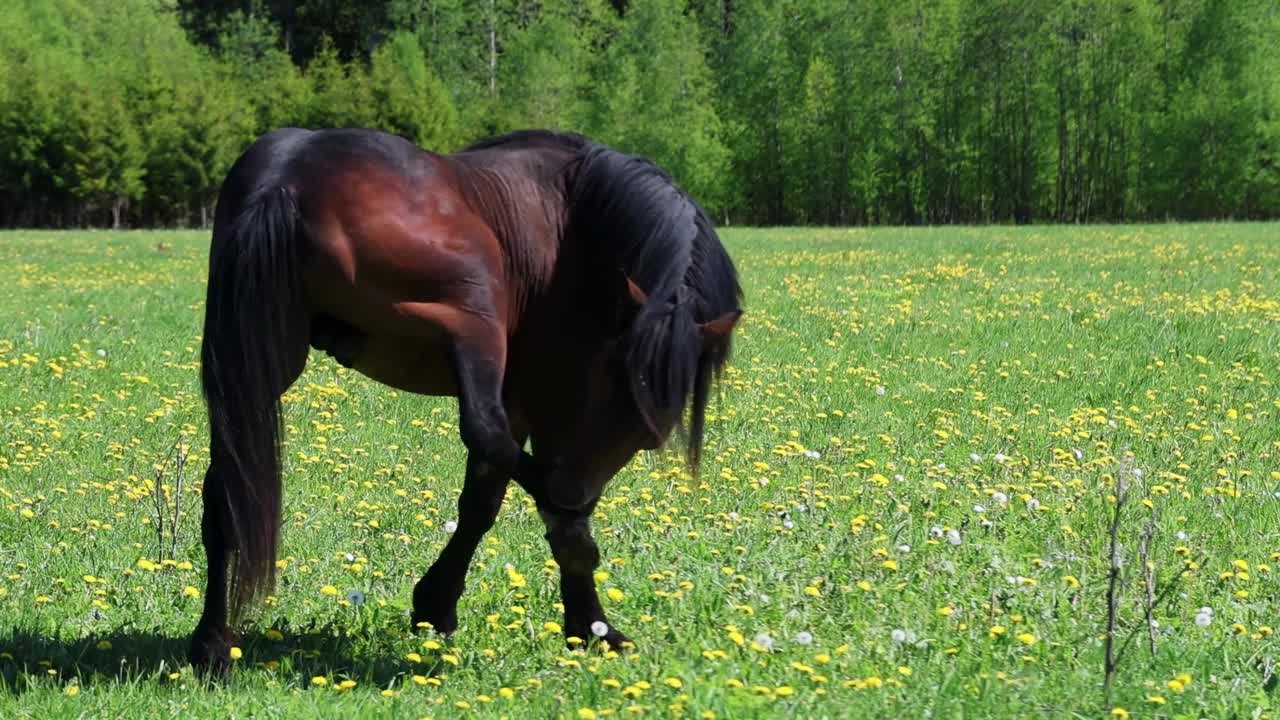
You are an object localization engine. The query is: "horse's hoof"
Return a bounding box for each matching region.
[566,621,634,652]
[411,602,459,636]
[189,624,239,679]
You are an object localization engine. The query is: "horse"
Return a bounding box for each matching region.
[192,126,743,674]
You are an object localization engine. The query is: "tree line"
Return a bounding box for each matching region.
[1,0,1277,228]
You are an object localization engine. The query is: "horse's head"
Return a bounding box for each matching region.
[542,272,741,513]
[611,275,740,449]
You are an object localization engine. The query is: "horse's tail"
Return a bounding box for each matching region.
[200,185,302,617]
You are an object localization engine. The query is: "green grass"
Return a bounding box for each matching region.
[1,224,1278,718]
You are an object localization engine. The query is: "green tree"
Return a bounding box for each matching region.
[588,0,730,213]
[369,31,459,150]
[68,90,146,228]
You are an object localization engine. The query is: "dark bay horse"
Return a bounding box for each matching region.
[192,127,742,673]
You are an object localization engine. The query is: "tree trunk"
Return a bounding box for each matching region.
[488,0,497,98]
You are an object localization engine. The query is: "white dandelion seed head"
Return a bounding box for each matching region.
[894,474,905,482]
[728,511,739,521]
[786,609,801,620]
[973,505,987,514]
[591,621,609,637]
[443,520,458,534]
[782,519,795,530]
[946,529,962,546]
[795,504,808,513]
[346,589,365,605]
[929,526,944,539]
[1132,468,1144,478]
[970,453,983,462]
[992,492,1009,505]
[803,449,821,460]
[1072,448,1084,460]
[1108,420,1117,428]
[876,386,886,396]
[754,633,774,650]
[1176,531,1187,541]
[937,463,947,471]
[897,544,911,553]
[795,631,813,645]
[1026,498,1041,511]
[890,628,908,643]
[994,452,1006,463]
[344,553,356,562]
[1198,606,1213,616]
[97,349,107,357]
[939,559,956,573]
[1195,612,1213,627]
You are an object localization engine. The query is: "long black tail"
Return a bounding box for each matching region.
[200,186,301,617]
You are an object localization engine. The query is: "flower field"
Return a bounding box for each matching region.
[1,225,1278,718]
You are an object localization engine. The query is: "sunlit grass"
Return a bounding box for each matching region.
[0,224,1278,717]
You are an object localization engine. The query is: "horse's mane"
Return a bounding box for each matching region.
[564,143,742,469]
[461,129,591,154]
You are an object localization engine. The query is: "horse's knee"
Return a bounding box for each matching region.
[459,411,520,471]
[542,511,599,576]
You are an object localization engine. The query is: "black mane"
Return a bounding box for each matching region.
[565,143,743,469]
[461,129,591,154]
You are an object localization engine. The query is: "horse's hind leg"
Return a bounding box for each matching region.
[188,456,238,675]
[411,447,520,633]
[191,325,309,676]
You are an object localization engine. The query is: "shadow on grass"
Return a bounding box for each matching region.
[0,621,449,694]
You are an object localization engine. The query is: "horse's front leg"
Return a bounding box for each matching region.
[540,507,633,650]
[412,452,515,634]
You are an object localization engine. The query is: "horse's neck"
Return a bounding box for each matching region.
[452,150,569,320]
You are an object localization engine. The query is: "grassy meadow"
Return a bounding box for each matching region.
[0,224,1278,718]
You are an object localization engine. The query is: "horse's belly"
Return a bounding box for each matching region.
[311,314,456,396]
[349,335,457,396]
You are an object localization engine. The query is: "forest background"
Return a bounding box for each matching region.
[1,0,1277,229]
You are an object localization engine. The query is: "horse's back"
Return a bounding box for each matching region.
[215,128,507,397]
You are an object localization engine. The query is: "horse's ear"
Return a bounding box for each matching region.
[700,310,742,341]
[625,275,648,307]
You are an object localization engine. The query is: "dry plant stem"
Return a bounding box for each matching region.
[1102,460,1130,711]
[1139,521,1158,658]
[150,437,192,562]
